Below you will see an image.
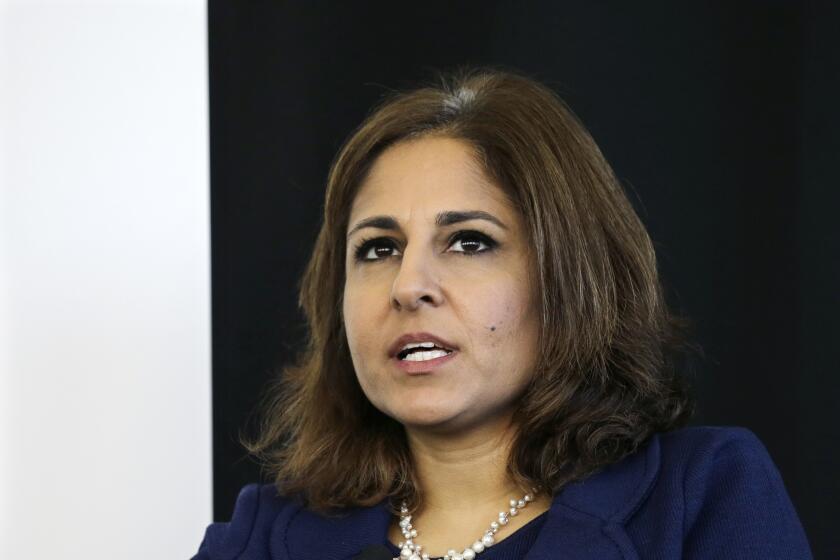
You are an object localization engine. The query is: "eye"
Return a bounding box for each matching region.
[352,230,498,263]
[447,230,497,255]
[353,237,401,262]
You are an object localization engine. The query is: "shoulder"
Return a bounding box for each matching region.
[643,426,812,558]
[555,426,811,558]
[554,425,767,520]
[654,425,792,513]
[191,483,394,560]
[191,483,302,560]
[658,426,796,505]
[657,425,774,480]
[659,424,767,457]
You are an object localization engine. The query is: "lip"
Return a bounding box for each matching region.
[387,331,459,359]
[392,348,458,374]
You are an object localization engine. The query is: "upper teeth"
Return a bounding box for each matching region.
[400,341,447,353]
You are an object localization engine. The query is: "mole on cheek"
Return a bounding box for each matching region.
[489,325,496,332]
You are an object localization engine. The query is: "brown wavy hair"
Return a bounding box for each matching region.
[242,66,697,514]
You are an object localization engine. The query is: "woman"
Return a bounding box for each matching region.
[193,68,811,560]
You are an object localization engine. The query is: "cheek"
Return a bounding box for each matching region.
[465,280,539,387]
[342,288,362,365]
[473,282,533,341]
[342,280,368,334]
[342,286,381,373]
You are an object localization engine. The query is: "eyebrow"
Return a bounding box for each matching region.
[346,210,508,239]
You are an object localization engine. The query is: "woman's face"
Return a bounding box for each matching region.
[343,136,539,434]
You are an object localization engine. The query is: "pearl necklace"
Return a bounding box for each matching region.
[394,490,537,560]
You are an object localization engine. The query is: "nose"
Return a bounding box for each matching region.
[389,243,445,311]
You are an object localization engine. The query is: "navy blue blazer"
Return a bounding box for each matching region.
[192,426,812,559]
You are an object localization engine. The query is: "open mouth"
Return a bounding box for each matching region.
[397,345,454,362]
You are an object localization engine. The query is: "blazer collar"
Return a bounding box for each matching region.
[271,434,661,560]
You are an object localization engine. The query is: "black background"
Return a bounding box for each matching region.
[209,2,839,556]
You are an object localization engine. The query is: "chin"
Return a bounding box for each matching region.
[392,402,463,429]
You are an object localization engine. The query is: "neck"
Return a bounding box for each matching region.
[405,412,524,514]
[390,413,551,557]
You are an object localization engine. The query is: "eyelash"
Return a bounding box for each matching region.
[352,230,498,263]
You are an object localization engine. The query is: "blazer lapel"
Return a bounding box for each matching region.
[523,505,636,560]
[524,434,661,560]
[270,497,393,560]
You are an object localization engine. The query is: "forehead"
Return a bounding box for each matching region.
[349,136,514,222]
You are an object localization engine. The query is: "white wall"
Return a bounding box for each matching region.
[0,1,212,558]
